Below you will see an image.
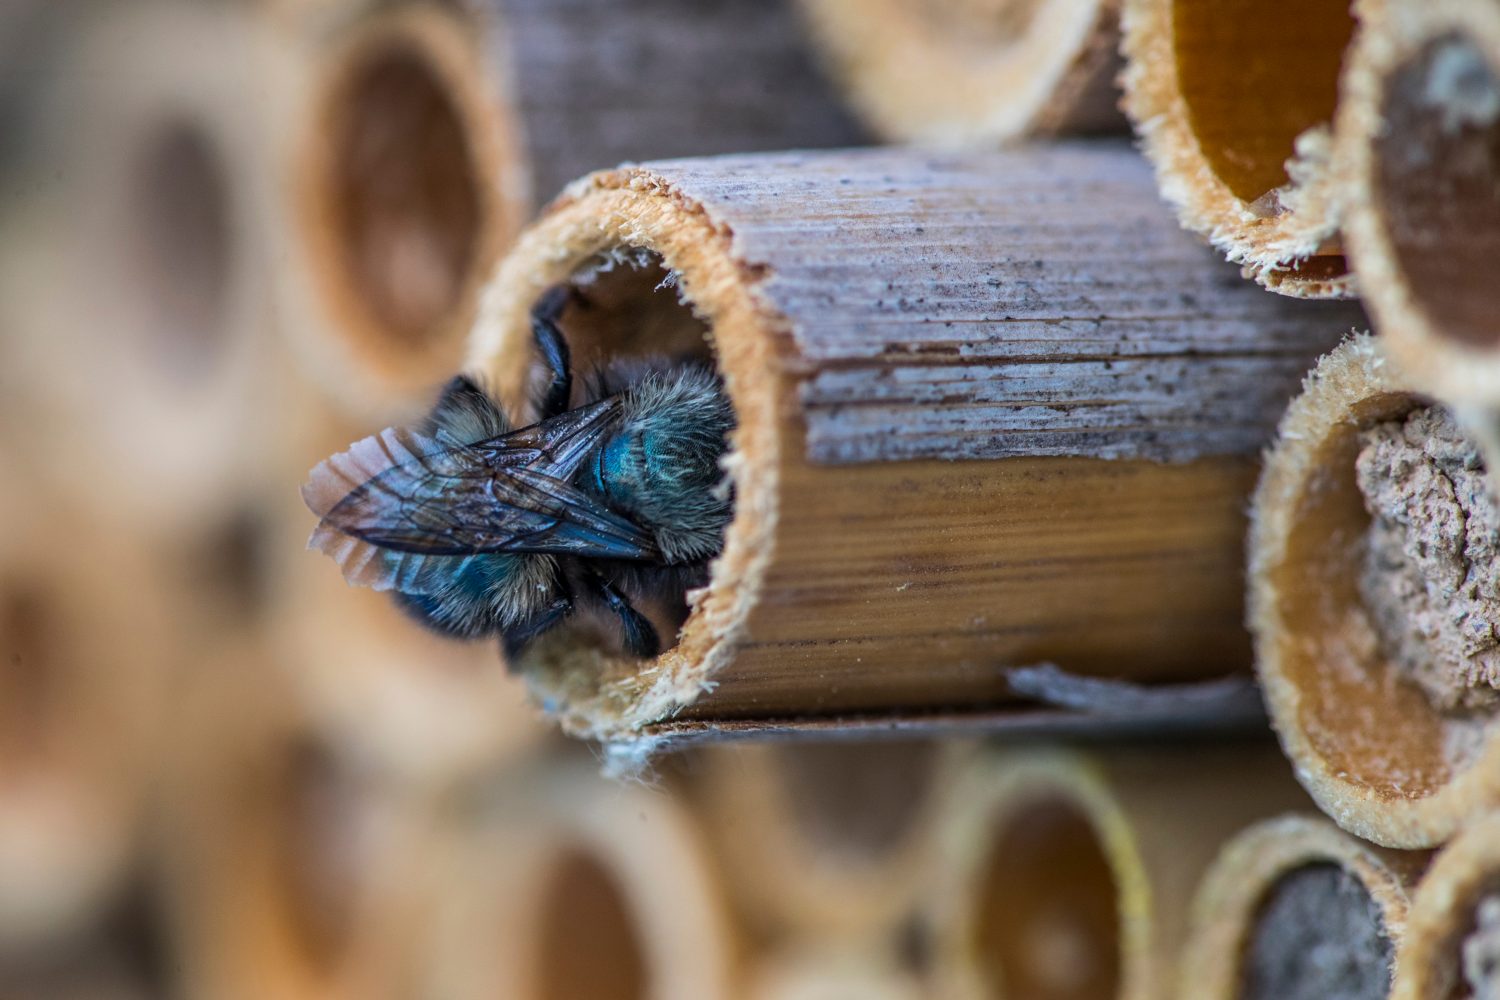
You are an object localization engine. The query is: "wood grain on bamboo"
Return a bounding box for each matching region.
[469,144,1363,749]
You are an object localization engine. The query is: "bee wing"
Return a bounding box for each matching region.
[474,396,621,480]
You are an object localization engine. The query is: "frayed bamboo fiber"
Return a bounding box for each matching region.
[796,0,1123,146]
[1249,336,1500,849]
[424,758,740,1000]
[923,746,1306,1000]
[695,741,967,942]
[157,649,440,1000]
[747,946,925,1000]
[1392,812,1500,1000]
[0,481,175,956]
[467,143,1364,757]
[1119,0,1362,298]
[0,0,276,536]
[1340,0,1500,406]
[1179,815,1422,1000]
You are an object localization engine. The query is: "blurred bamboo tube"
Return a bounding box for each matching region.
[696,741,963,942]
[1179,815,1421,1000]
[468,144,1362,752]
[427,759,740,1000]
[1119,0,1362,298]
[0,482,174,956]
[1249,336,1500,849]
[158,649,439,1000]
[796,0,1123,146]
[924,746,1305,1000]
[748,946,925,1000]
[1340,1,1500,405]
[4,0,274,535]
[1392,812,1500,1000]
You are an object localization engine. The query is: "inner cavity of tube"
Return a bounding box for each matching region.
[1238,863,1392,1000]
[329,41,481,348]
[1459,888,1500,998]
[1374,35,1500,349]
[131,120,233,377]
[1172,0,1355,206]
[535,849,647,1000]
[274,742,364,971]
[0,584,58,769]
[973,797,1120,1000]
[775,742,938,860]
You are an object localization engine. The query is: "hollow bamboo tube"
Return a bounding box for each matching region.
[0,481,175,954]
[923,746,1306,1000]
[1179,815,1423,1000]
[1119,0,1363,298]
[748,946,926,1000]
[1339,0,1500,406]
[796,0,1124,146]
[1392,812,1500,1000]
[694,741,968,942]
[1250,336,1500,848]
[466,143,1365,754]
[424,758,740,1000]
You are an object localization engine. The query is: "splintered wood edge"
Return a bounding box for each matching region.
[1179,814,1420,1000]
[467,167,785,748]
[1393,812,1500,1000]
[1340,0,1500,404]
[1249,335,1500,847]
[1118,0,1358,298]
[796,0,1122,146]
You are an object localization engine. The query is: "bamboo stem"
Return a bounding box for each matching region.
[796,0,1124,146]
[922,746,1306,1000]
[1340,0,1500,405]
[747,945,926,1000]
[1392,812,1500,1000]
[1119,0,1362,298]
[1179,815,1422,1000]
[467,144,1364,755]
[1249,335,1500,849]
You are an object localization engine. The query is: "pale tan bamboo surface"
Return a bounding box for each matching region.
[1250,336,1500,849]
[1392,812,1500,1000]
[923,746,1307,1000]
[747,945,926,1000]
[1340,0,1500,406]
[0,0,277,536]
[1119,0,1363,298]
[796,0,1123,146]
[157,645,444,1000]
[694,741,970,943]
[466,143,1364,758]
[1179,814,1424,1000]
[424,757,740,1000]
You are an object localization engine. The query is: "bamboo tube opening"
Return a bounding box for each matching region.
[534,849,648,1000]
[0,583,58,774]
[972,795,1121,1000]
[1251,337,1500,848]
[1393,814,1500,1000]
[775,742,939,858]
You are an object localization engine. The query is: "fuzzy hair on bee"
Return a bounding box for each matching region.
[302,286,734,661]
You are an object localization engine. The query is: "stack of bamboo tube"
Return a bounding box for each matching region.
[4,0,1500,996]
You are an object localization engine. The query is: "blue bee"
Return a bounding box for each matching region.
[303,286,734,660]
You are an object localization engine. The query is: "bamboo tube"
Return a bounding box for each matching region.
[0,481,174,954]
[424,758,740,1000]
[1119,0,1362,298]
[748,946,925,1000]
[1392,812,1500,1000]
[923,746,1306,1000]
[1339,0,1500,405]
[1250,335,1500,848]
[795,0,1124,146]
[1179,815,1422,1000]
[463,143,1364,755]
[695,741,967,942]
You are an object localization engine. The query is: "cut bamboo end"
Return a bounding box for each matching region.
[466,144,1363,752]
[695,741,966,941]
[1178,814,1420,1000]
[923,747,1305,1000]
[286,1,525,416]
[1393,812,1500,1000]
[795,0,1123,146]
[426,760,739,1000]
[1340,0,1500,405]
[1250,335,1500,849]
[1119,0,1361,298]
[748,946,925,1000]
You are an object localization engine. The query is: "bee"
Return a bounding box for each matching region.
[302,286,734,660]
